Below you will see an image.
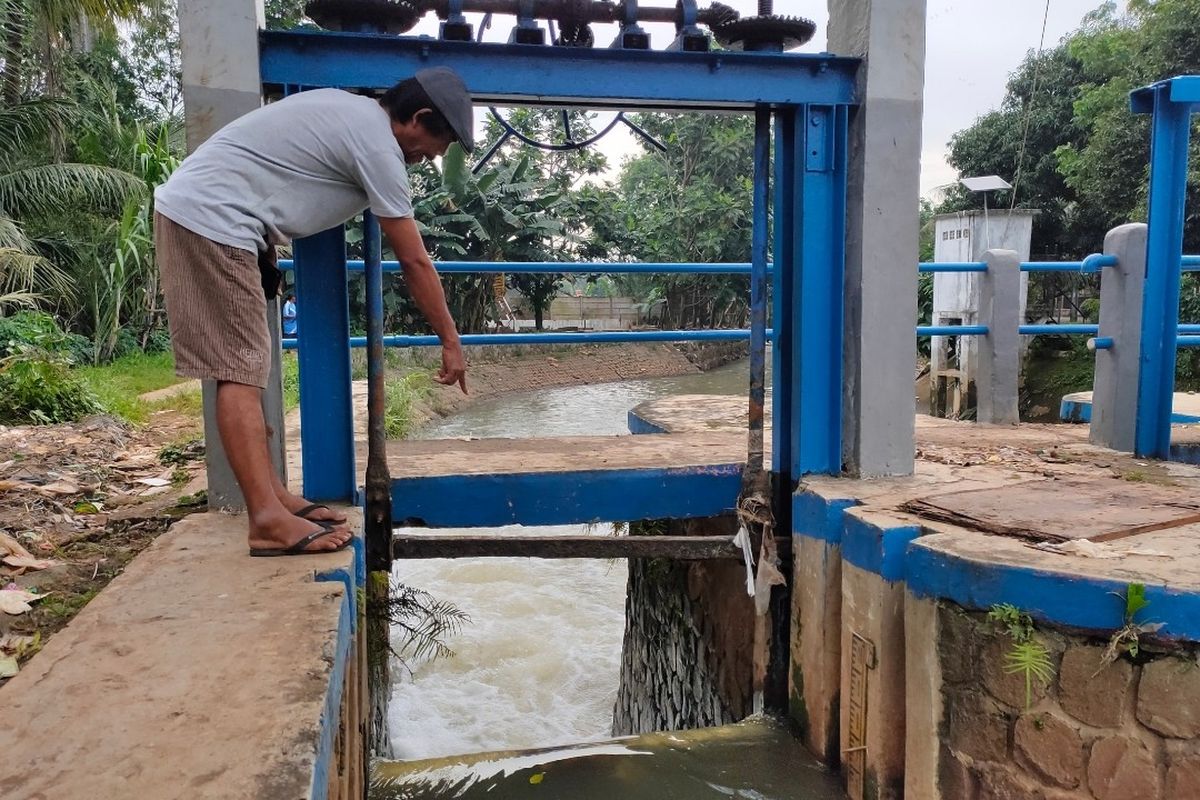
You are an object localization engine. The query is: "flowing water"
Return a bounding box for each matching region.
[387,360,753,760]
[373,718,842,800]
[382,360,841,798]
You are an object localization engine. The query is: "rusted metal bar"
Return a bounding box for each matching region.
[363,210,391,575]
[746,106,770,477]
[361,210,394,757]
[392,533,747,560]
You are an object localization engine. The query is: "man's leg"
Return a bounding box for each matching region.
[217,381,351,551]
[267,458,346,524]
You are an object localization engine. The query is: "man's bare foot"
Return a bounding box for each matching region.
[248,510,353,554]
[275,490,347,525]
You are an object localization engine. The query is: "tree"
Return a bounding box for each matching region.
[1,0,144,104]
[0,97,143,317]
[943,43,1091,257]
[474,108,610,329]
[595,111,756,329]
[945,0,1200,255]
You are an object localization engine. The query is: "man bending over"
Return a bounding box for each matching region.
[155,68,473,556]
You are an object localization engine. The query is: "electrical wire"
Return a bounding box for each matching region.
[1008,0,1053,213]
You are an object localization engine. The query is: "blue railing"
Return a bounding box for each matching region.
[283,253,1200,349]
[917,255,1200,348]
[283,329,768,350]
[279,259,767,275]
[917,253,1119,274]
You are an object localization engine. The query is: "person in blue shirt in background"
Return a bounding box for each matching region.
[282,293,297,336]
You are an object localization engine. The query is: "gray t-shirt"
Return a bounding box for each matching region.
[155,89,413,252]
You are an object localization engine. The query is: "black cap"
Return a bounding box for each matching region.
[414,67,475,152]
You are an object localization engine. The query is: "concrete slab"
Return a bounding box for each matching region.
[1061,389,1200,424]
[0,511,359,800]
[371,431,745,478]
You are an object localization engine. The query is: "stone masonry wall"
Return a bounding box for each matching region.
[937,602,1200,800]
[611,515,755,736]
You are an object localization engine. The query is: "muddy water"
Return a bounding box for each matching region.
[387,360,755,760]
[373,718,843,800]
[384,360,839,800]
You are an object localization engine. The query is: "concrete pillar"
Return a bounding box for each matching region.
[1090,224,1149,452]
[975,249,1020,425]
[790,488,857,764]
[829,0,927,477]
[177,0,282,509]
[902,592,944,800]
[839,509,919,800]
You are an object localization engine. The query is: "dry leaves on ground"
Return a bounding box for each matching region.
[0,416,204,550]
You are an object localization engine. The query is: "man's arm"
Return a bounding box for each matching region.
[377,215,467,393]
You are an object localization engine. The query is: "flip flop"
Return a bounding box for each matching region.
[293,503,347,525]
[249,523,351,557]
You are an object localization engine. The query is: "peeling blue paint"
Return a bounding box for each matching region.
[792,490,858,544]
[310,538,363,799]
[627,409,669,435]
[905,540,1200,641]
[841,515,921,583]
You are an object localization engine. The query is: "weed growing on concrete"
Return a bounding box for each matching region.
[1101,583,1164,668]
[384,372,431,439]
[988,603,1054,710]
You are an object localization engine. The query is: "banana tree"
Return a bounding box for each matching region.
[432,144,570,331]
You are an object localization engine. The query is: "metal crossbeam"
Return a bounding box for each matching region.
[392,533,743,560]
[259,30,859,109]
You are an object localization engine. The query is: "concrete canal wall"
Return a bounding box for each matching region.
[612,515,756,736]
[0,511,365,800]
[791,475,1200,800]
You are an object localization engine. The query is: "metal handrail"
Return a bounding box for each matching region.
[279,259,766,275]
[282,328,771,350]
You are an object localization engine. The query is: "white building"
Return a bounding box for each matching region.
[929,209,1036,418]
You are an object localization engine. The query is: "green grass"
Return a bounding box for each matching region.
[76,352,194,423]
[385,371,431,439]
[77,351,182,396]
[283,353,300,411]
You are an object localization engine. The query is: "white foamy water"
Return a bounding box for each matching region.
[388,528,628,759]
[387,361,753,760]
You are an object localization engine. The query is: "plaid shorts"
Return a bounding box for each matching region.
[155,213,271,388]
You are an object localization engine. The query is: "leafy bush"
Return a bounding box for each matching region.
[111,328,141,360]
[145,329,171,354]
[0,311,91,364]
[0,351,102,424]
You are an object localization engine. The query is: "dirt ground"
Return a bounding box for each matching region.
[0,342,721,681]
[0,408,206,676]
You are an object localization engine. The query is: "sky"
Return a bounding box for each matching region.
[408,0,1122,197]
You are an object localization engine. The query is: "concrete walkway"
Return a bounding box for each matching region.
[0,511,360,800]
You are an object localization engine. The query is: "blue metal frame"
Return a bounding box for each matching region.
[1131,77,1196,458]
[746,108,770,475]
[292,226,356,501]
[391,464,743,528]
[770,111,796,478]
[790,104,848,475]
[274,31,860,508]
[259,30,859,109]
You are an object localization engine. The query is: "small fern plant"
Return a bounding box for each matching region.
[1101,583,1164,668]
[988,603,1054,710]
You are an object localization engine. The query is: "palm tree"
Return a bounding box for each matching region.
[1,0,145,104]
[0,97,144,315]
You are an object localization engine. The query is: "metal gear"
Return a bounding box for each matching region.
[304,0,422,34]
[712,14,816,51]
[696,1,739,29]
[555,22,595,47]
